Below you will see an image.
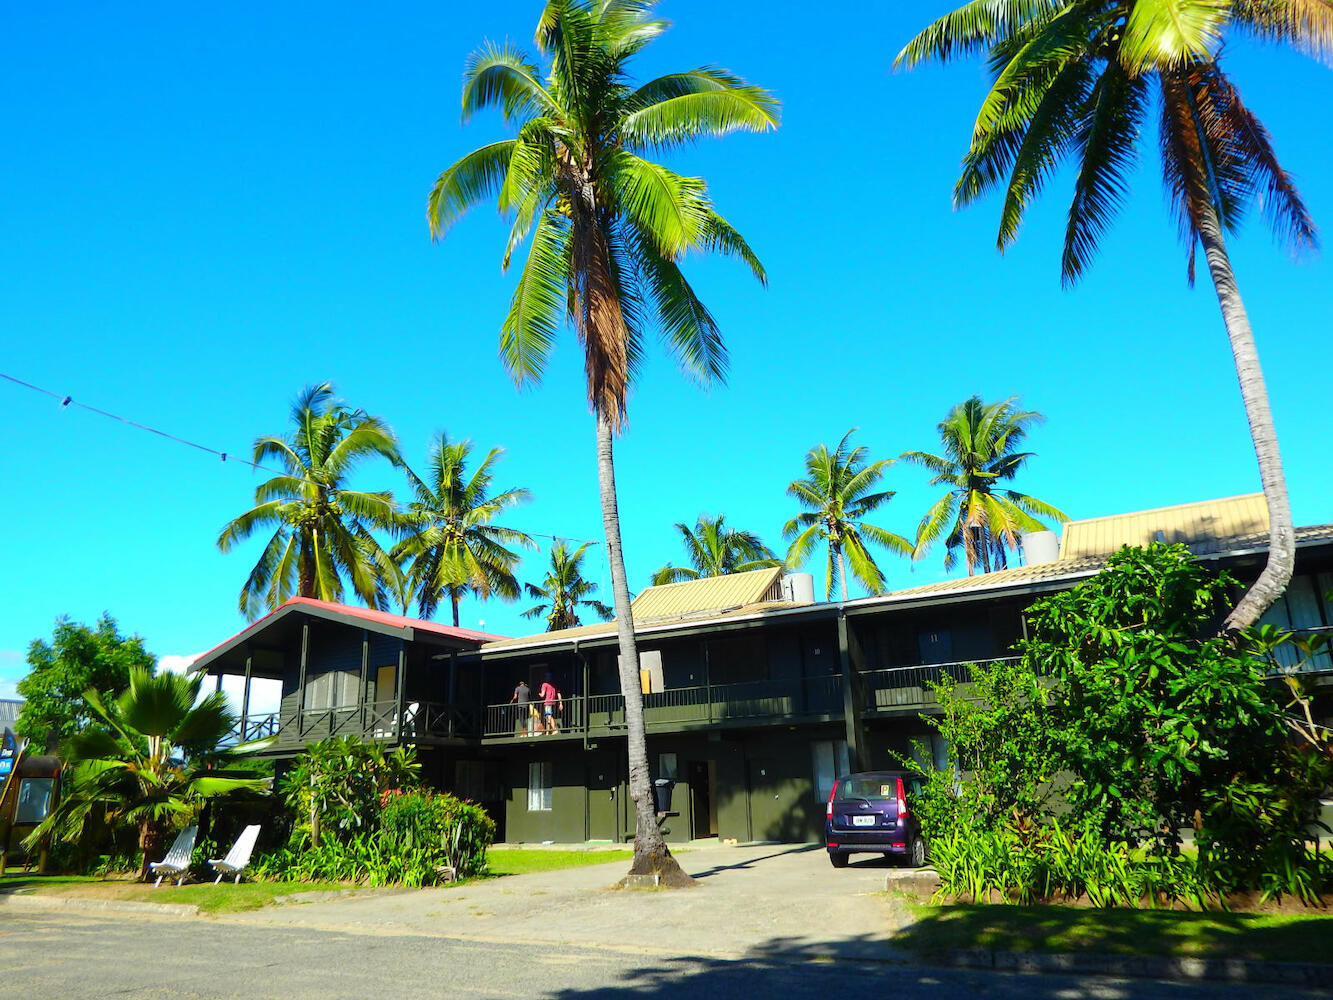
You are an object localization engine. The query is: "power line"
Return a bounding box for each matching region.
[1,370,599,546]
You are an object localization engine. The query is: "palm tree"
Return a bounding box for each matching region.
[522,541,613,631]
[784,430,913,601]
[897,2,1323,629]
[428,1,777,880]
[651,514,780,585]
[27,669,269,880]
[903,395,1068,575]
[391,433,536,627]
[218,383,404,620]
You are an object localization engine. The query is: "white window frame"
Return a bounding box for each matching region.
[528,761,553,812]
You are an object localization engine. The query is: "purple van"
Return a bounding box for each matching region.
[825,770,926,868]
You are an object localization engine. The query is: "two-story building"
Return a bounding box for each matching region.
[192,494,1333,845]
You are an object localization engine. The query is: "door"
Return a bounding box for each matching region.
[688,760,717,839]
[586,762,619,842]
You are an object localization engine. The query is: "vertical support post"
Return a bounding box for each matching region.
[837,610,868,772]
[359,629,369,731]
[447,651,458,739]
[703,639,713,725]
[297,619,310,738]
[395,644,407,741]
[215,673,223,695]
[578,642,589,749]
[240,653,253,740]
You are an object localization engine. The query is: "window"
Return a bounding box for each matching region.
[811,739,849,801]
[659,753,678,781]
[527,761,552,811]
[15,778,54,824]
[456,760,501,802]
[303,670,360,711]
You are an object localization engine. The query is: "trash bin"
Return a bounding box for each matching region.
[652,778,675,813]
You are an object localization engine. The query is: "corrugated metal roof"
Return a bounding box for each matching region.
[629,567,783,621]
[1060,494,1268,560]
[0,699,22,727]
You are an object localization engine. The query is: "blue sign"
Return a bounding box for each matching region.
[0,728,16,780]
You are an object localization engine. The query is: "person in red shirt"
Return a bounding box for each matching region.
[538,674,562,735]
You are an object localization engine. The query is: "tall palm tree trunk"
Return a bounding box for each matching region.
[595,411,687,882]
[1197,205,1295,631]
[834,543,849,603]
[451,592,461,628]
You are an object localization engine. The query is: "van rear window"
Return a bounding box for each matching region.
[838,777,895,800]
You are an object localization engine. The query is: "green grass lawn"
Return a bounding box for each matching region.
[892,902,1333,965]
[1,873,360,914]
[486,849,633,876]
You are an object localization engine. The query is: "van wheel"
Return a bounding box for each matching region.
[829,852,848,869]
[909,837,926,868]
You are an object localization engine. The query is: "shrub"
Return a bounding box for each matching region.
[278,737,421,848]
[253,788,494,887]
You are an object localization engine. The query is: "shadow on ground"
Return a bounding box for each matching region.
[891,903,1333,966]
[544,935,1293,1000]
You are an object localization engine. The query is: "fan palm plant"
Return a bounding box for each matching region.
[903,395,1068,575]
[784,430,913,601]
[428,0,777,879]
[897,1,1325,628]
[391,433,536,627]
[27,668,270,880]
[522,541,614,631]
[218,383,405,620]
[651,514,780,586]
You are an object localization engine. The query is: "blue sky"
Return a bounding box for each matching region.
[3,1,1330,699]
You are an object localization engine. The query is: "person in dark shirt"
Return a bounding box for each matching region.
[510,679,531,736]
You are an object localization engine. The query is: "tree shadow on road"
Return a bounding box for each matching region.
[546,933,1299,1000]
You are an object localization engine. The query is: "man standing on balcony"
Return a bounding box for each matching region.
[510,678,531,737]
[539,674,562,735]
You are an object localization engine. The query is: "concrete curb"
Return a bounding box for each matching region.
[944,948,1333,987]
[0,893,199,918]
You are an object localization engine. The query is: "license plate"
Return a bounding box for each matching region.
[852,815,876,827]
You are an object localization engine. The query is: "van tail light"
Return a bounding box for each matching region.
[827,780,838,818]
[896,777,910,819]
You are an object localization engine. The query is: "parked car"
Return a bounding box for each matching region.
[825,770,925,868]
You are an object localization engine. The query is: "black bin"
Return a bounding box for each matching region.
[652,778,676,813]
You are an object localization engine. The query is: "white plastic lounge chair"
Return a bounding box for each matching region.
[149,825,198,888]
[208,824,261,885]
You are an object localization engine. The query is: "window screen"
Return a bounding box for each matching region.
[527,761,552,811]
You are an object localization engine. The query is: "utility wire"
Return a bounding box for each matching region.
[2,370,598,546]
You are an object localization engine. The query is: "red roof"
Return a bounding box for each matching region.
[191,596,507,671]
[281,597,508,642]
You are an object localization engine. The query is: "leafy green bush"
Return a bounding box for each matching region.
[910,543,1333,908]
[253,788,495,887]
[278,736,421,848]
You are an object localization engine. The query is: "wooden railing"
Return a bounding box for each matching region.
[860,656,1021,711]
[224,699,474,749]
[481,674,844,739]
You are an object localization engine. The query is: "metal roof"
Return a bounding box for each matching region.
[1060,493,1268,560]
[629,567,783,621]
[0,699,22,727]
[191,597,507,675]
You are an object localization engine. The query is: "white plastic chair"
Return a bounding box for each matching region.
[149,825,198,888]
[208,824,261,885]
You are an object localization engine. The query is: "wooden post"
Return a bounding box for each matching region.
[359,629,369,732]
[297,619,310,738]
[447,651,458,739]
[703,639,713,724]
[240,653,252,739]
[395,644,407,741]
[838,611,868,772]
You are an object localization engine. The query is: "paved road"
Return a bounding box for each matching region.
[3,910,1329,1000]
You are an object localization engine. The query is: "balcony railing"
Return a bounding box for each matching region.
[482,674,844,739]
[224,699,473,750]
[861,657,1021,712]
